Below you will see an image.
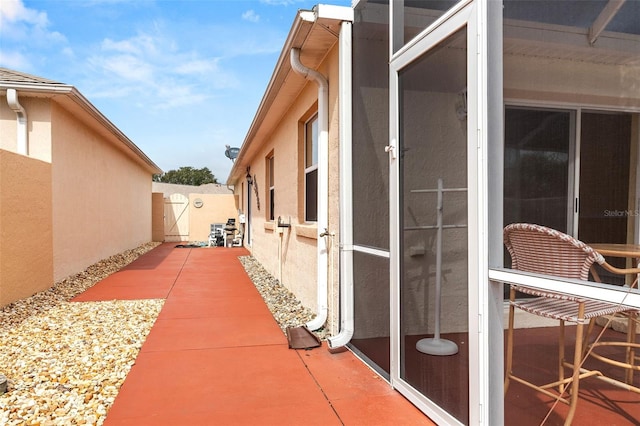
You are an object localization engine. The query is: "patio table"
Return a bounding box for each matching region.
[590,243,640,262]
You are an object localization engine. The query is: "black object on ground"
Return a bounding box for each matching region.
[286,326,321,350]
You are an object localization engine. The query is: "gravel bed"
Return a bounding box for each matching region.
[0,245,322,425]
[0,300,163,426]
[239,255,329,341]
[0,243,162,426]
[0,243,160,330]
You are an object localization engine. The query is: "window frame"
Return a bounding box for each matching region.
[267,152,275,221]
[304,114,319,222]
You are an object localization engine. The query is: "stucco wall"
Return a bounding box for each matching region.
[51,103,153,281]
[188,193,239,242]
[239,45,342,334]
[0,150,53,306]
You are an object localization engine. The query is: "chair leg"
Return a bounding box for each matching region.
[626,312,637,384]
[559,320,566,393]
[505,287,516,394]
[564,302,586,426]
[581,319,596,360]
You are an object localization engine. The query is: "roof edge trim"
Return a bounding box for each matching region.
[1,81,162,174]
[314,4,354,21]
[0,82,74,94]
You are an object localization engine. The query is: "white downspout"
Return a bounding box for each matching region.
[6,89,28,155]
[290,47,329,331]
[328,20,353,348]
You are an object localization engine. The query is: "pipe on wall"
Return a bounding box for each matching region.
[290,47,329,331]
[328,20,354,349]
[6,89,28,155]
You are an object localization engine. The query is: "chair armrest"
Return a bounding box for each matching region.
[599,261,640,276]
[594,261,640,288]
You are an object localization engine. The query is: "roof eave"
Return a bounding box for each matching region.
[0,82,162,175]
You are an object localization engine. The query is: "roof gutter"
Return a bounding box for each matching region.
[6,89,28,155]
[290,46,329,331]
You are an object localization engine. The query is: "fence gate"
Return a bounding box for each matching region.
[164,193,189,242]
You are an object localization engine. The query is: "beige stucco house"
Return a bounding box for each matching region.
[0,68,161,307]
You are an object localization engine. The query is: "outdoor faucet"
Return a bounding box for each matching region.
[319,228,331,237]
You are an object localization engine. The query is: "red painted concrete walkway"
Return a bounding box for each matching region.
[73,243,433,425]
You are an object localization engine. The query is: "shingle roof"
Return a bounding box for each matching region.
[0,67,64,85]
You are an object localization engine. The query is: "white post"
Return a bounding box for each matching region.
[416,178,459,356]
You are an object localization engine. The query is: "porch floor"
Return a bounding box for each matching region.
[505,325,640,425]
[351,327,640,425]
[72,243,432,425]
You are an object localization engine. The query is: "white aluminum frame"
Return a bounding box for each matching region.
[388,1,490,424]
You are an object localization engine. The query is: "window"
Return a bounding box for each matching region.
[504,107,632,285]
[305,115,318,222]
[267,154,275,221]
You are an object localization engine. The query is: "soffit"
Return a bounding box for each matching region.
[504,19,640,67]
[366,2,639,67]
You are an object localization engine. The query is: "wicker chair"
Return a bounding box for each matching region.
[504,223,640,425]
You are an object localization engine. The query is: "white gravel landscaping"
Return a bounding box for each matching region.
[0,244,322,425]
[0,243,161,426]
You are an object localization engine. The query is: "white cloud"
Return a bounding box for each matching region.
[241,9,260,23]
[0,50,31,70]
[0,0,66,46]
[0,0,48,26]
[91,54,155,82]
[259,0,303,5]
[101,33,160,56]
[101,38,143,55]
[175,58,220,75]
[83,29,239,110]
[61,47,75,58]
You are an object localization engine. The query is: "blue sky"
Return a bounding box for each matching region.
[0,0,351,181]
